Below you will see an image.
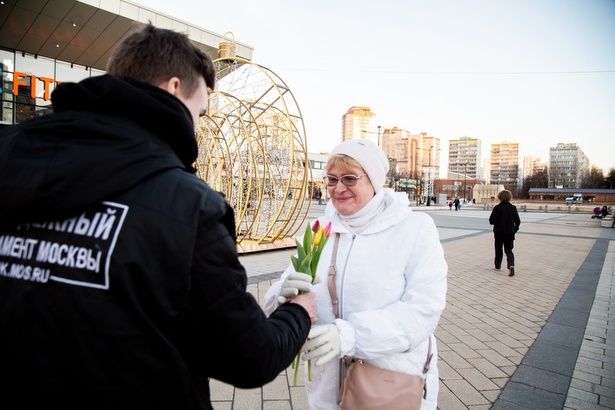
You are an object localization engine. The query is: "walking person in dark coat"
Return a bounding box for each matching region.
[489,190,521,276]
[0,24,316,410]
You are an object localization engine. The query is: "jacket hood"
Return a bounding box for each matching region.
[52,75,197,168]
[0,75,196,225]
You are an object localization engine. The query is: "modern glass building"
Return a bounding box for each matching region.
[0,0,253,126]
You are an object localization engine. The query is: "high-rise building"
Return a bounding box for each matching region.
[380,129,440,176]
[341,106,377,143]
[548,143,589,188]
[490,142,520,194]
[448,137,481,180]
[381,127,420,175]
[522,155,546,180]
[380,128,440,201]
[521,155,546,191]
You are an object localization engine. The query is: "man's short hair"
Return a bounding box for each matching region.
[106,23,216,97]
[498,189,512,202]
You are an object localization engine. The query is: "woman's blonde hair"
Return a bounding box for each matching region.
[498,190,512,202]
[326,154,364,174]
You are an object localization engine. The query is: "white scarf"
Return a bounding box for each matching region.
[335,189,386,234]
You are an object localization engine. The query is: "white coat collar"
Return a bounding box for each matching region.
[324,188,411,235]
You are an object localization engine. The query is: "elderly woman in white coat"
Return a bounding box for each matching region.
[264,139,447,410]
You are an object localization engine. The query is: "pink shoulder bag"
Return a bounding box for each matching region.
[327,233,433,410]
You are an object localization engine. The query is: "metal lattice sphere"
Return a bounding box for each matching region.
[195,56,311,248]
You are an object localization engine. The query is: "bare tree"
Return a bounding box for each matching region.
[386,157,398,188]
[520,169,549,198]
[605,168,615,189]
[581,166,605,188]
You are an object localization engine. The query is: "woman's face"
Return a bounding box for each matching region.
[327,164,375,216]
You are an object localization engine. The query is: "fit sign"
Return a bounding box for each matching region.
[1,71,61,101]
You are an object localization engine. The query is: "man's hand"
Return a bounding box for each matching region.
[301,324,340,366]
[289,292,317,324]
[278,271,313,303]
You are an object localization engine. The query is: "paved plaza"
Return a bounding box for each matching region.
[210,204,615,409]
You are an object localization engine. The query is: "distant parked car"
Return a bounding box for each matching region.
[565,196,582,204]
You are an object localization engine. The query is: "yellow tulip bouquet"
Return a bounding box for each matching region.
[291,219,332,385]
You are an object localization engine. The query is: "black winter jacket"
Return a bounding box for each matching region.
[489,201,521,237]
[0,75,310,410]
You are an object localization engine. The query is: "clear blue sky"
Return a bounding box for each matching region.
[136,0,615,175]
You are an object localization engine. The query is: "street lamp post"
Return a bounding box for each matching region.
[414,146,423,206]
[361,126,383,147]
[426,145,433,206]
[463,162,468,203]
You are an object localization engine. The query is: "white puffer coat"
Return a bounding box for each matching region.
[264,190,448,409]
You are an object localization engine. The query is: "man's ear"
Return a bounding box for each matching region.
[158,76,181,96]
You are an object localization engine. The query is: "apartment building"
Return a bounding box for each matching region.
[380,127,420,175]
[490,142,520,194]
[548,143,589,188]
[448,137,481,180]
[522,155,546,179]
[520,154,546,192]
[341,106,377,143]
[380,128,440,174]
[380,128,441,202]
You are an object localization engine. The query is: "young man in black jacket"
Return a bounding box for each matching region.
[0,24,315,409]
[489,189,521,276]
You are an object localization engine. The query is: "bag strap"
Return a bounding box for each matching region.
[327,233,341,318]
[423,336,433,374]
[327,232,433,375]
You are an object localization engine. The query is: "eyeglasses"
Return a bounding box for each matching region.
[324,174,366,187]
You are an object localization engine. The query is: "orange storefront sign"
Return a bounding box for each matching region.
[10,72,61,101]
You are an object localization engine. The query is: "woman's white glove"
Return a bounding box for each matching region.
[277,270,313,304]
[301,324,341,366]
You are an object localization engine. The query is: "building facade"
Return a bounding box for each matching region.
[380,128,441,202]
[381,127,420,175]
[473,184,506,204]
[490,142,520,194]
[307,151,328,200]
[448,136,481,180]
[380,129,440,175]
[0,0,253,127]
[522,155,546,179]
[548,143,590,189]
[433,178,482,202]
[341,106,377,143]
[528,188,615,204]
[521,154,546,191]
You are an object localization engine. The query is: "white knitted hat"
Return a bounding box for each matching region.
[330,139,389,192]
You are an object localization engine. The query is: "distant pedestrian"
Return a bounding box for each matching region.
[453,197,460,211]
[601,205,609,218]
[316,188,323,205]
[489,190,521,276]
[448,200,453,211]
